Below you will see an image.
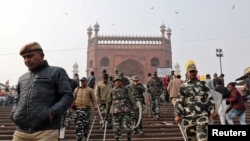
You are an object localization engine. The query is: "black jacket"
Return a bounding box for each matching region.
[215,85,230,99]
[11,60,73,133]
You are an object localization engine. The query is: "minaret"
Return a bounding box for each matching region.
[94,22,100,37]
[72,62,79,77]
[72,62,80,86]
[87,25,93,40]
[174,63,181,75]
[166,26,172,40]
[160,23,166,37]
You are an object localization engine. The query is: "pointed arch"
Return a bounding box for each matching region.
[151,57,159,67]
[100,57,109,67]
[116,59,145,82]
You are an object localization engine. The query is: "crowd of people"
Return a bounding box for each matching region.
[2,42,249,141]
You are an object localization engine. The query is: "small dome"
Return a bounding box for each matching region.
[94,22,100,29]
[174,63,180,68]
[73,62,79,68]
[166,26,172,33]
[87,25,93,32]
[160,23,166,30]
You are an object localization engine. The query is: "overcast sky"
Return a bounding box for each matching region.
[0,0,249,86]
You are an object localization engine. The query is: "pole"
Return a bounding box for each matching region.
[219,56,222,74]
[220,57,222,74]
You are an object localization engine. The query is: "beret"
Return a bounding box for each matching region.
[19,42,43,55]
[80,77,87,82]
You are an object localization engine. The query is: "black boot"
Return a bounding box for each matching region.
[127,137,131,141]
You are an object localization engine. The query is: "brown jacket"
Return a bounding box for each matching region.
[167,78,183,98]
[73,87,97,109]
[95,81,113,104]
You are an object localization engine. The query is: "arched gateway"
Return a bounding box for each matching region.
[86,23,172,84]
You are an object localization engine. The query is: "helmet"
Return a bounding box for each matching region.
[102,73,109,78]
[114,76,123,81]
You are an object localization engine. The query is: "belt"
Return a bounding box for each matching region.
[76,107,90,110]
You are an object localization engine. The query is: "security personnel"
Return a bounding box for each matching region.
[106,75,137,141]
[147,71,163,119]
[95,73,113,129]
[72,77,97,141]
[174,60,216,141]
[127,75,146,135]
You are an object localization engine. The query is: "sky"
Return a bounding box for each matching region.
[0,0,250,86]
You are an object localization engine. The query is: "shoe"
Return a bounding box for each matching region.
[138,129,144,135]
[107,124,112,129]
[154,115,159,120]
[127,137,131,141]
[132,130,138,134]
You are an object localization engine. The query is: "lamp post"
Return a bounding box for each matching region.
[216,49,223,75]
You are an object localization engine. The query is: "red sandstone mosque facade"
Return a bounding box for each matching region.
[86,22,172,83]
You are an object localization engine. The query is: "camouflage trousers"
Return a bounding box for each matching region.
[150,95,161,117]
[99,104,112,128]
[182,116,208,141]
[131,107,143,131]
[112,113,132,141]
[61,108,72,128]
[75,108,91,141]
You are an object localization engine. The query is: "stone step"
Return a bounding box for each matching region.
[1,102,250,141]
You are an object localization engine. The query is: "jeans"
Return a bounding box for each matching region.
[226,109,247,125]
[218,99,229,125]
[246,95,250,100]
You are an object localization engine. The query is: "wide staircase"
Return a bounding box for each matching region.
[1,102,250,141]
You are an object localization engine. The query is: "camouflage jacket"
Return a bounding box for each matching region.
[174,79,215,118]
[106,86,136,115]
[147,77,163,96]
[126,83,146,105]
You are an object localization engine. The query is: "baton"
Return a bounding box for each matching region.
[103,121,107,141]
[178,123,187,141]
[86,115,96,141]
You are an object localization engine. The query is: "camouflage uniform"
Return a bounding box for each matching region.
[61,78,79,129]
[174,79,215,141]
[127,82,146,134]
[106,76,137,141]
[95,73,113,129]
[147,73,163,119]
[73,77,97,141]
